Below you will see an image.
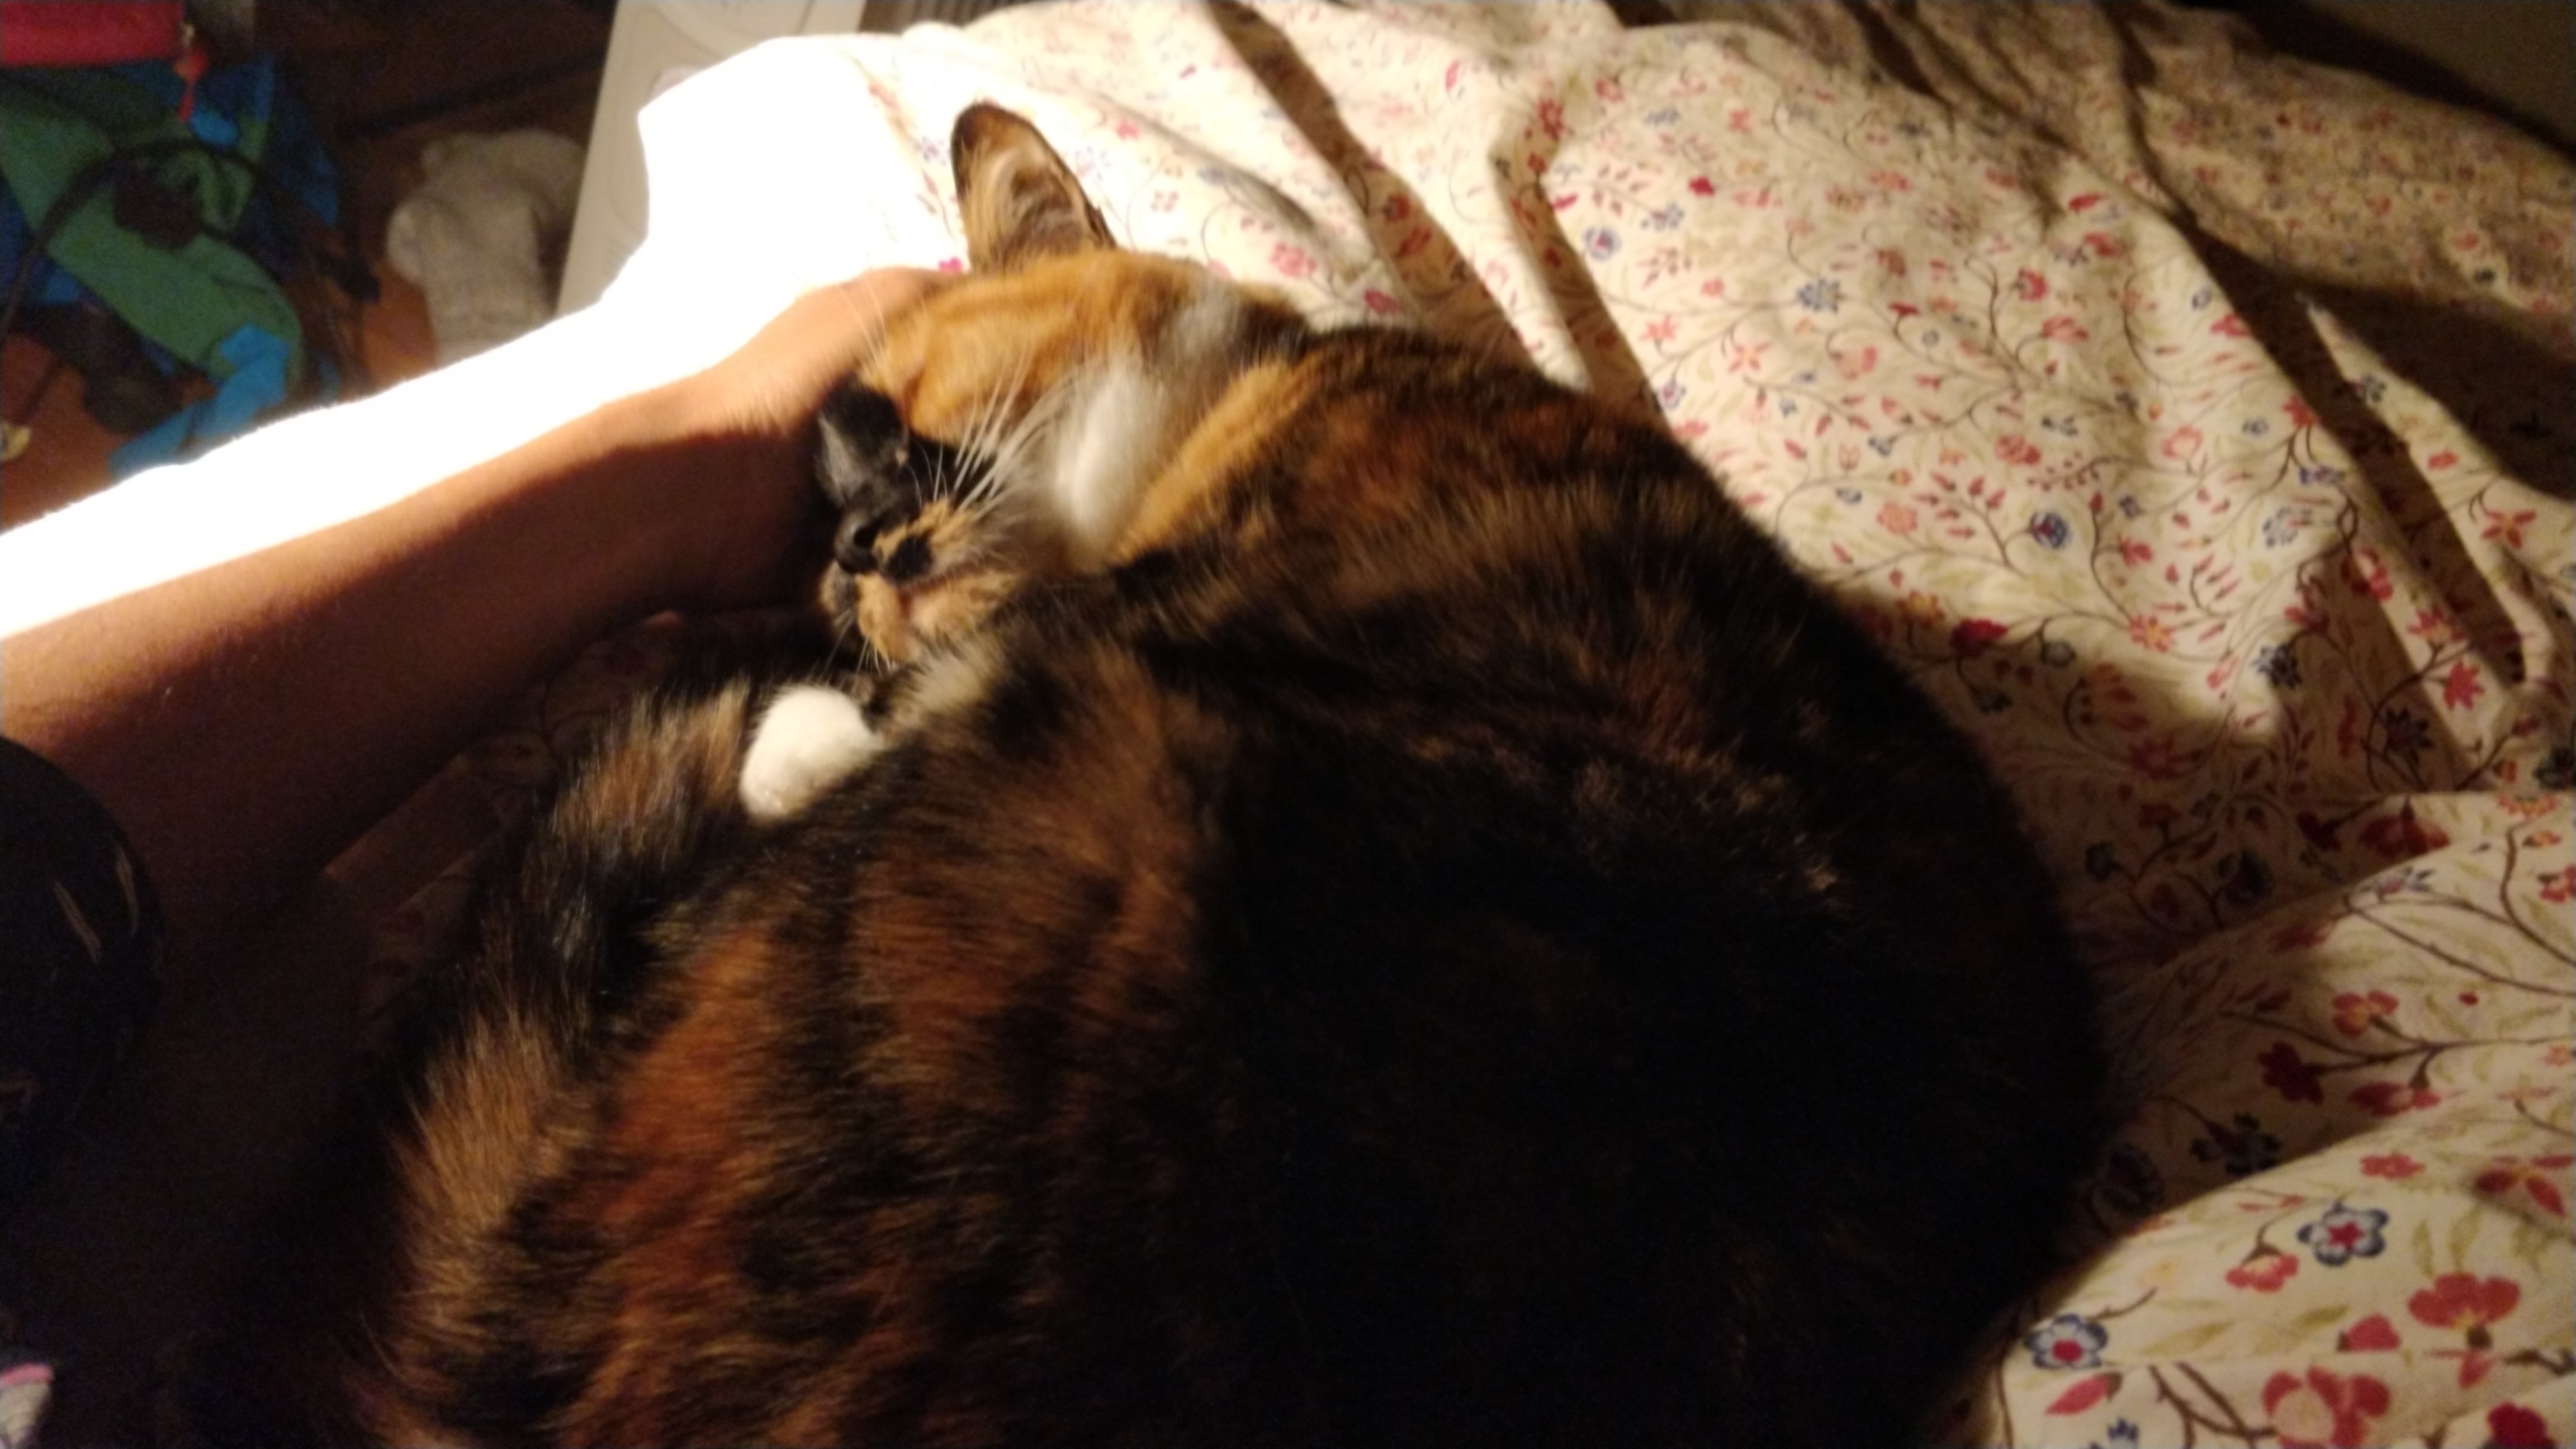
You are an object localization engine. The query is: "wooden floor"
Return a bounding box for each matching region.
[1,0,607,529]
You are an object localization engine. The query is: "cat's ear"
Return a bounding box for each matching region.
[950,103,1116,273]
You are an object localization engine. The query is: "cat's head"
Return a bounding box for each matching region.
[818,105,1309,665]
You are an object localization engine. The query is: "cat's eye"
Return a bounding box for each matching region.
[883,534,933,585]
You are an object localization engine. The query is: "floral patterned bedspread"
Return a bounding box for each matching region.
[762,4,2569,1443]
[20,2,2563,1444]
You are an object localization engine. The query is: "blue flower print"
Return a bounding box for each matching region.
[2298,1204,2390,1266]
[2539,745,2574,790]
[2024,1312,2110,1371]
[2190,1112,2283,1177]
[1656,378,1687,410]
[2097,1140,2163,1216]
[1583,225,1620,261]
[2254,643,2302,689]
[2382,708,2432,764]
[2298,463,2346,488]
[1645,105,1679,126]
[1641,202,1683,231]
[2242,417,2270,437]
[1835,487,1864,505]
[2030,512,2072,549]
[2355,375,2386,405]
[2374,866,2437,897]
[2261,509,2302,548]
[1796,277,1841,312]
[2090,1420,2142,1449]
[2190,286,2213,310]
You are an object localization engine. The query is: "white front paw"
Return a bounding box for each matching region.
[740,684,880,824]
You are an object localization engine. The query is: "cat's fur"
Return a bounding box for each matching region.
[253,105,2101,1447]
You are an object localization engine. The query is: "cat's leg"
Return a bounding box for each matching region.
[739,683,881,823]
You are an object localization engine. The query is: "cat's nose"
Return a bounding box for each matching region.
[882,534,934,585]
[834,511,889,575]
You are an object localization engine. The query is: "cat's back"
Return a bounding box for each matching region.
[633,328,2101,1445]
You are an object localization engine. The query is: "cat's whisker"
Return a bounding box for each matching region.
[954,352,1036,507]
[971,372,1062,511]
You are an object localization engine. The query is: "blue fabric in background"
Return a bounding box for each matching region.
[0,54,340,475]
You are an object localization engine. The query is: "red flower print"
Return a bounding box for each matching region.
[2272,917,2334,950]
[2350,1080,2441,1117]
[1269,243,1318,280]
[1997,434,2043,467]
[2013,268,2049,301]
[2407,607,2457,643]
[2227,1251,2300,1293]
[2474,1155,2572,1219]
[2482,508,2536,548]
[2128,614,2175,652]
[1688,174,1714,196]
[2485,1403,2554,1448]
[2331,990,2399,1037]
[2359,1153,2423,1180]
[2262,1366,2390,1448]
[2337,1313,2401,1351]
[1535,97,1566,140]
[1950,618,2007,658]
[2125,736,2189,780]
[1362,289,1405,316]
[2258,1042,2324,1104]
[2408,1273,2521,1332]
[2043,1372,2118,1415]
[2285,396,2319,429]
[2118,537,2155,565]
[2359,806,2448,860]
[2443,661,2487,711]
[2537,865,2573,905]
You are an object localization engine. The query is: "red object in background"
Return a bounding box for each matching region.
[0,2,187,68]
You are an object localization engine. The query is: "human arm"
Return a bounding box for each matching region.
[0,268,942,969]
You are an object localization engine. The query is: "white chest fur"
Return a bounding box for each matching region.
[1036,280,1256,567]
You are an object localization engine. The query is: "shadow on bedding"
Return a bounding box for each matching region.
[1207,2,1658,413]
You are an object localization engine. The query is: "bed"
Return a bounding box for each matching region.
[3,3,2567,1443]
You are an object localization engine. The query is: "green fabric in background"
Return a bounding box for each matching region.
[0,67,304,391]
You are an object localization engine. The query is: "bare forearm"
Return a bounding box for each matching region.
[0,269,932,969]
[1,392,785,962]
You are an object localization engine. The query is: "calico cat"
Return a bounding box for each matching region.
[257,105,2101,1447]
